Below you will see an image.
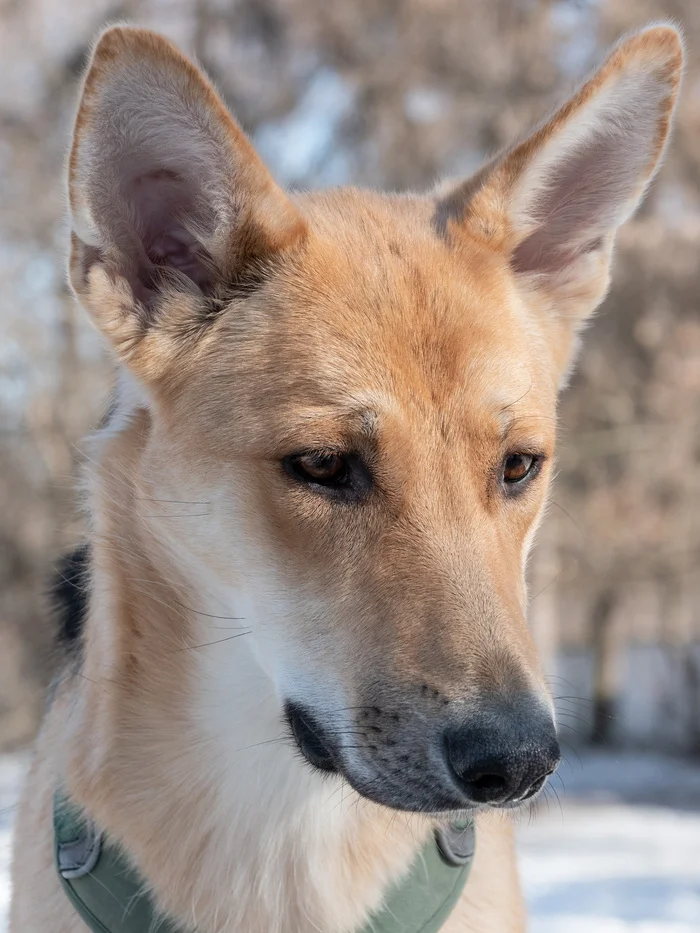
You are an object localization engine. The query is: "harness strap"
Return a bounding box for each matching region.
[54,794,180,933]
[55,792,474,933]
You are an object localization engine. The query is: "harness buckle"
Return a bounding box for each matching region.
[434,819,476,867]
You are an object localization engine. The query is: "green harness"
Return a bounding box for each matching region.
[54,792,474,933]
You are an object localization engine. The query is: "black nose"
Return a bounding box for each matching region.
[444,701,560,805]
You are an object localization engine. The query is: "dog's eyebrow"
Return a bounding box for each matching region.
[498,414,519,443]
[293,405,378,430]
[358,408,379,435]
[273,406,380,452]
[496,411,553,450]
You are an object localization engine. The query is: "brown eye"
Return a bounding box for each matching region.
[283,450,373,502]
[287,451,349,486]
[502,453,538,486]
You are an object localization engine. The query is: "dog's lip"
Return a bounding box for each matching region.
[284,702,549,813]
[284,703,477,812]
[285,701,338,773]
[283,703,457,812]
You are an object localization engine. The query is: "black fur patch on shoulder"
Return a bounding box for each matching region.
[52,545,90,652]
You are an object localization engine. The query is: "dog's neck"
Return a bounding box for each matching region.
[60,402,426,933]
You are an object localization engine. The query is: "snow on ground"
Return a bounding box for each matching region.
[1,750,699,932]
[520,749,700,933]
[520,802,700,933]
[0,754,28,931]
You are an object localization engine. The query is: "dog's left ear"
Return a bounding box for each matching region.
[438,25,683,379]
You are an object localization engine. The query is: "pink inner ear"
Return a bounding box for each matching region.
[511,121,651,277]
[126,169,215,296]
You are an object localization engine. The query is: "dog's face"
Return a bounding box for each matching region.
[150,200,561,811]
[69,26,681,812]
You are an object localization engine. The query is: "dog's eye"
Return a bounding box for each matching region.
[284,450,373,502]
[287,451,350,487]
[502,453,539,487]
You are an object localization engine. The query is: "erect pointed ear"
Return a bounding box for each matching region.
[437,25,683,378]
[68,26,307,381]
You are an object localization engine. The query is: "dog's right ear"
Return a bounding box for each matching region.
[68,26,306,382]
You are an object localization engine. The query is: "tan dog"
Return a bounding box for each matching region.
[10,23,682,933]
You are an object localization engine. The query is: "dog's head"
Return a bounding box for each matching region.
[68,26,682,813]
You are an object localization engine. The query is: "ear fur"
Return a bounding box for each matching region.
[68,26,307,380]
[437,24,683,373]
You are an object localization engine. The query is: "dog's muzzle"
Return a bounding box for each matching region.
[285,692,559,814]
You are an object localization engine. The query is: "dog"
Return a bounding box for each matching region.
[10,22,682,933]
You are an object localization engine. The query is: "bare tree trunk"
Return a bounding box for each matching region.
[590,588,620,745]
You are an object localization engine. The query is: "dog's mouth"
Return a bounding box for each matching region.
[285,702,470,813]
[285,701,337,773]
[284,700,556,815]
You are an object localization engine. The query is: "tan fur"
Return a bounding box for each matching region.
[11,23,682,933]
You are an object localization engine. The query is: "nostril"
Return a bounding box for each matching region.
[467,772,509,797]
[521,774,547,800]
[516,769,554,802]
[447,750,515,803]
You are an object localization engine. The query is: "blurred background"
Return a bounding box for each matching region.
[1,1,699,931]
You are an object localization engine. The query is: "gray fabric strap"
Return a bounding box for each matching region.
[54,793,181,933]
[54,791,474,933]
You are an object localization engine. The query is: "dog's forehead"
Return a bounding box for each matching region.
[184,190,558,457]
[237,191,554,417]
